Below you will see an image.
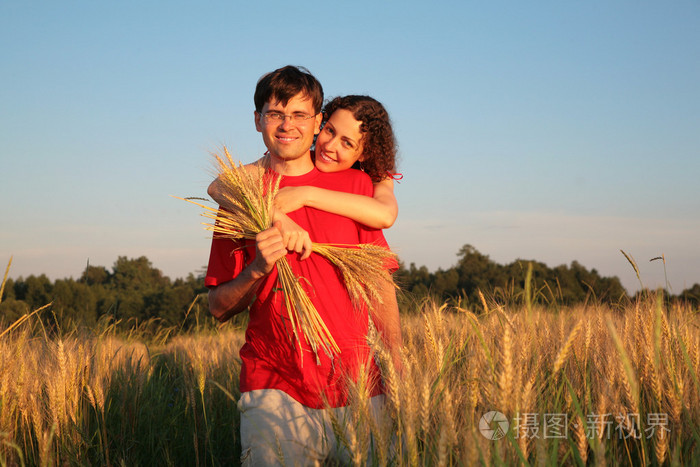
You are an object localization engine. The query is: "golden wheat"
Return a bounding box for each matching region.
[498,323,514,414]
[518,375,536,458]
[1,290,698,465]
[552,318,583,375]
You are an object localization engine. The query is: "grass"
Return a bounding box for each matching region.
[1,289,698,466]
[0,319,245,466]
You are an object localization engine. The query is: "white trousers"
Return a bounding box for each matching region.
[238,389,386,466]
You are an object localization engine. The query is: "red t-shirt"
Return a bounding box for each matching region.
[205,167,396,408]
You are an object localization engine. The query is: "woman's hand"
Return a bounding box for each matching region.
[274,186,314,214]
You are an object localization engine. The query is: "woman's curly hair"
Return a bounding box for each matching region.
[322,95,398,183]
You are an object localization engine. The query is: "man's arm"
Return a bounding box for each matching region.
[207,159,267,204]
[370,278,403,373]
[207,175,224,203]
[208,223,287,322]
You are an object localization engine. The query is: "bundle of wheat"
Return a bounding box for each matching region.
[178,147,397,363]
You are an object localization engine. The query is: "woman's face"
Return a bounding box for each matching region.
[314,109,365,173]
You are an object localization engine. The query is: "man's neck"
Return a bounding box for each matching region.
[268,152,315,176]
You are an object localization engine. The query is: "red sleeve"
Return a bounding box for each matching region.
[204,237,248,288]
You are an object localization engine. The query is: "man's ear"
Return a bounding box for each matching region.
[254,111,262,132]
[313,112,322,135]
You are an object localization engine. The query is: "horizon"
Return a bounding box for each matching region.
[1,243,686,297]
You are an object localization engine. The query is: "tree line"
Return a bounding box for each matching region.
[2,246,698,330]
[0,256,209,332]
[395,245,700,310]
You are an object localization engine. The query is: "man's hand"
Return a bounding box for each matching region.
[208,222,287,322]
[250,222,288,278]
[272,212,313,260]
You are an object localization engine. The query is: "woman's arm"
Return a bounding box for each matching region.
[274,178,398,229]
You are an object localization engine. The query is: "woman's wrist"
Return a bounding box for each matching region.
[302,186,319,209]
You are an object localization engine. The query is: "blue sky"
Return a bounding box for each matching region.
[2,1,699,294]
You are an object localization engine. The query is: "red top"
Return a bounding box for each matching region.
[205,167,396,408]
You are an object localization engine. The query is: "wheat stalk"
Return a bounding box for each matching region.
[0,256,12,304]
[498,323,514,413]
[312,243,396,309]
[574,414,588,464]
[396,348,419,466]
[607,319,641,413]
[552,319,583,375]
[518,374,536,458]
[620,249,643,290]
[420,375,432,436]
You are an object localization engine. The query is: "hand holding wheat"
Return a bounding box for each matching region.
[247,221,289,278]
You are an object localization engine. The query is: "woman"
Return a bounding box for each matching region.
[274,95,399,231]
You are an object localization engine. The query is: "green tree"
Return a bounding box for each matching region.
[679,283,700,307]
[14,274,53,310]
[52,279,99,326]
[109,256,171,323]
[1,277,15,301]
[396,245,629,308]
[455,244,497,302]
[433,269,459,297]
[0,298,29,325]
[80,265,110,285]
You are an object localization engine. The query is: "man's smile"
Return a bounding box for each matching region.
[276,136,297,143]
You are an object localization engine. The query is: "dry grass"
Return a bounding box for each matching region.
[353,294,700,465]
[0,316,245,465]
[1,276,698,465]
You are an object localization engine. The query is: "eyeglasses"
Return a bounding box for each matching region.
[260,111,317,124]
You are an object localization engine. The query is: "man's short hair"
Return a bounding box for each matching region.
[254,65,324,114]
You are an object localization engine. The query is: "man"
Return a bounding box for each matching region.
[205,65,401,465]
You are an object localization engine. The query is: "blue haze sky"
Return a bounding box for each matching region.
[1,1,699,294]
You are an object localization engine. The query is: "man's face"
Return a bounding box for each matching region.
[254,93,322,163]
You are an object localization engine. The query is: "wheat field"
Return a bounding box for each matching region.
[1,293,698,466]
